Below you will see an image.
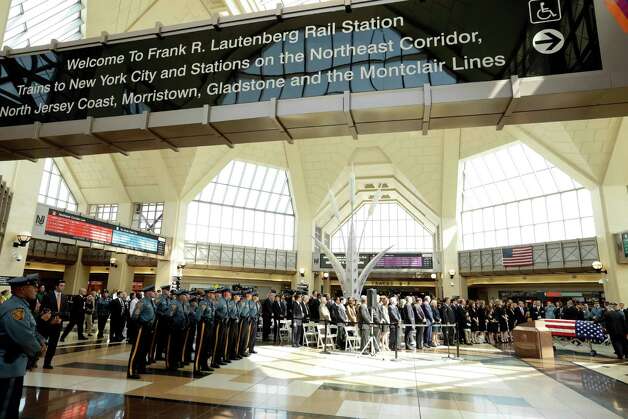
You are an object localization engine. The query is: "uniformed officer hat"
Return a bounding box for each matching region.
[232,291,242,296]
[160,285,171,291]
[8,273,39,287]
[244,289,253,295]
[252,292,258,297]
[204,288,213,293]
[222,288,232,294]
[270,289,276,293]
[143,285,155,292]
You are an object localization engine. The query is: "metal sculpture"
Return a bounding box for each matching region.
[314,171,392,298]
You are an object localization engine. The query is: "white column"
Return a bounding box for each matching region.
[0,0,11,44]
[63,248,90,294]
[591,118,628,303]
[0,160,45,276]
[440,129,463,298]
[155,200,186,288]
[107,253,134,292]
[284,143,314,292]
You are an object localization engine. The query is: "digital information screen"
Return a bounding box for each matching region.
[319,252,433,270]
[44,208,166,256]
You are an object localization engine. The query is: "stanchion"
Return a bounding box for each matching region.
[390,322,401,362]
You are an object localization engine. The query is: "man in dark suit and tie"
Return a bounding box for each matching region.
[39,280,67,369]
[292,293,304,347]
[440,298,456,346]
[272,294,283,344]
[60,288,88,342]
[261,290,274,342]
[515,301,528,325]
[109,291,126,342]
[422,296,435,347]
[388,297,402,350]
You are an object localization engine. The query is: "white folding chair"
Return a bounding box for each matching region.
[303,322,318,347]
[316,324,335,349]
[344,326,361,352]
[279,320,291,344]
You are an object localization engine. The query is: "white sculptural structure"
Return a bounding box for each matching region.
[314,171,392,299]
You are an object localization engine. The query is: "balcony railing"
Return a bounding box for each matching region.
[184,242,297,272]
[458,238,599,275]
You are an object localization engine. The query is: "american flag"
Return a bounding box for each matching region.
[543,319,606,343]
[502,246,534,267]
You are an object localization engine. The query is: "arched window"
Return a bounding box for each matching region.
[331,202,434,253]
[38,158,77,211]
[185,161,295,250]
[460,142,595,250]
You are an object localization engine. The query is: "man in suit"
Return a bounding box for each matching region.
[422,296,435,347]
[602,303,628,359]
[413,297,426,349]
[39,279,66,369]
[272,294,283,344]
[388,297,402,350]
[96,289,112,339]
[515,301,528,325]
[403,296,416,351]
[358,296,372,351]
[455,299,468,344]
[292,293,304,347]
[440,298,456,346]
[60,288,88,342]
[308,293,320,323]
[261,290,274,342]
[109,291,126,342]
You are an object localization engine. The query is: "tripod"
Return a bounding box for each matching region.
[360,308,379,357]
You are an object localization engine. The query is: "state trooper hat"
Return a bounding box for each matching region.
[8,273,39,287]
[143,285,155,292]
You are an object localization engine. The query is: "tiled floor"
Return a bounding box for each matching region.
[19,336,628,419]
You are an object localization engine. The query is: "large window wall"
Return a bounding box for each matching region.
[38,158,77,211]
[185,160,295,250]
[88,204,118,222]
[2,0,83,48]
[460,142,595,250]
[331,201,434,253]
[131,203,164,234]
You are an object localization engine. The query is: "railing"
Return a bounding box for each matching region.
[458,238,599,275]
[27,238,79,264]
[184,241,297,272]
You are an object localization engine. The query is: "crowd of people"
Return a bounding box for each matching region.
[258,291,628,359]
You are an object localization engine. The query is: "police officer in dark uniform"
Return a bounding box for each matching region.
[1,275,47,419]
[183,291,197,365]
[235,290,249,359]
[166,290,187,371]
[227,291,241,361]
[248,292,260,355]
[211,288,230,368]
[150,285,171,363]
[127,285,156,379]
[193,289,215,376]
[96,289,112,339]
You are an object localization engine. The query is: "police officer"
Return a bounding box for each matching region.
[248,292,260,355]
[150,285,171,363]
[127,285,156,379]
[1,275,47,418]
[227,291,241,361]
[96,289,112,339]
[193,289,214,376]
[183,291,197,365]
[211,288,229,368]
[237,290,251,358]
[166,290,187,371]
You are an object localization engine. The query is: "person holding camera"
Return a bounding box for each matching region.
[0,274,47,419]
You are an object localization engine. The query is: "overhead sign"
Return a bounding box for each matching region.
[0,0,601,128]
[34,205,166,256]
[319,252,433,270]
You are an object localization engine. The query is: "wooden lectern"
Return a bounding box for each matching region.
[512,320,554,359]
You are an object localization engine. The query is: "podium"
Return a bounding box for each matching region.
[512,320,554,359]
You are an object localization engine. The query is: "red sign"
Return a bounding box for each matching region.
[46,212,112,244]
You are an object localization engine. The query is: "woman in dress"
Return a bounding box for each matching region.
[468,300,479,344]
[494,300,509,343]
[506,301,516,343]
[487,301,499,345]
[477,300,487,344]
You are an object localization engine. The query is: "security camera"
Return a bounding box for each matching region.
[15,254,23,262]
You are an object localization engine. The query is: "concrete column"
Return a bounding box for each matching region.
[0,160,45,276]
[107,254,134,292]
[284,143,314,292]
[155,200,185,288]
[440,129,463,298]
[591,118,628,303]
[63,248,90,294]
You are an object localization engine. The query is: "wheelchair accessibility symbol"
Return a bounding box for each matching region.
[529,0,562,24]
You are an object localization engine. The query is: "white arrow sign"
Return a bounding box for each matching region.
[532,29,565,54]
